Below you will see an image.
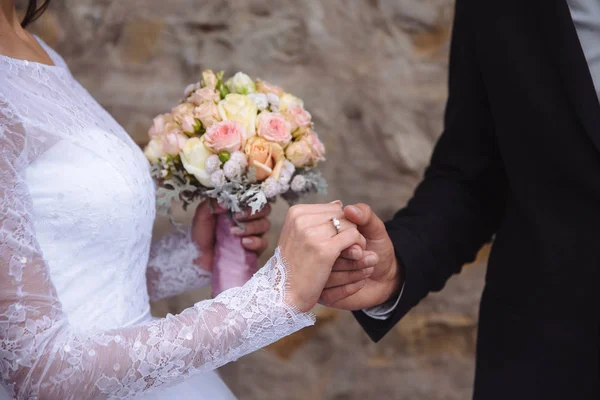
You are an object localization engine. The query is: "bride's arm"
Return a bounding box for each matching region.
[0,121,361,399]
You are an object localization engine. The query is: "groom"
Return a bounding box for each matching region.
[322,0,600,398]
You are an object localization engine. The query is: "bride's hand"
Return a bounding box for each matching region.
[192,200,272,271]
[278,202,367,313]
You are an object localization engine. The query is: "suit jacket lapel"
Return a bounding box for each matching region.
[538,0,600,154]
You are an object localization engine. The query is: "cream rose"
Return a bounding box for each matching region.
[256,112,292,146]
[180,137,214,187]
[194,101,221,129]
[245,136,285,181]
[204,120,245,153]
[285,138,313,168]
[218,94,258,138]
[144,138,166,162]
[279,93,303,113]
[225,72,256,95]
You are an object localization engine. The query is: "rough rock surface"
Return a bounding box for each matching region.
[25,1,491,398]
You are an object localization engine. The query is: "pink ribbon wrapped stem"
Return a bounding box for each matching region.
[211,212,258,297]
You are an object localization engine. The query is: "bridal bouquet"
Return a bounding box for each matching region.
[144,70,327,296]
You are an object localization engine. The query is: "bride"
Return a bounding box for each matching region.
[0,1,377,399]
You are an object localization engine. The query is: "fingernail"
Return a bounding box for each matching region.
[231,227,245,236]
[358,280,366,288]
[363,267,374,277]
[242,238,253,246]
[330,200,343,207]
[365,255,377,267]
[347,205,362,217]
[350,248,361,260]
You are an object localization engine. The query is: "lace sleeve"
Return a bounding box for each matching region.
[146,229,212,302]
[0,116,314,399]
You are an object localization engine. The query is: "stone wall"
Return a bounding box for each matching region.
[26,0,490,398]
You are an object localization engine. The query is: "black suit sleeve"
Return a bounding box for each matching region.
[354,0,507,342]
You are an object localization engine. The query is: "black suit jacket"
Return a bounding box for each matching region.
[355,0,599,398]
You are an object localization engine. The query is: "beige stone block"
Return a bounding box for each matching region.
[119,19,164,64]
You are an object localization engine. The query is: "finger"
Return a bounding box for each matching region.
[340,244,363,260]
[332,251,379,271]
[343,204,388,240]
[241,236,268,253]
[294,209,347,231]
[306,218,360,241]
[231,218,271,237]
[192,201,216,251]
[235,204,272,221]
[288,201,344,220]
[328,228,366,254]
[319,280,366,306]
[325,268,374,288]
[209,199,228,214]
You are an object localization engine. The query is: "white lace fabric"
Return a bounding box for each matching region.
[146,229,212,302]
[0,38,314,399]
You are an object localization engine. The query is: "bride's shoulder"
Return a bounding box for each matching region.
[33,35,70,71]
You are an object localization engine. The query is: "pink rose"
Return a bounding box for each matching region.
[171,103,195,119]
[256,112,292,146]
[204,120,245,153]
[194,101,221,129]
[256,79,284,96]
[188,87,220,106]
[285,105,312,132]
[171,103,199,134]
[306,131,326,163]
[148,113,172,138]
[161,125,188,155]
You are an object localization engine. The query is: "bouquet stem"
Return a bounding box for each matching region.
[212,212,259,297]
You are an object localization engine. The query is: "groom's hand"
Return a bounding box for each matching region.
[319,204,403,310]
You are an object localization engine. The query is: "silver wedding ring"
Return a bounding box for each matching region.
[331,217,341,235]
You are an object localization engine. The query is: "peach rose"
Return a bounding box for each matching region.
[194,101,221,129]
[285,105,312,132]
[256,79,284,96]
[204,120,245,153]
[256,112,292,146]
[245,136,285,181]
[188,87,220,106]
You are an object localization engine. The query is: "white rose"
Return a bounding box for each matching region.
[247,93,269,111]
[225,72,256,95]
[180,137,214,187]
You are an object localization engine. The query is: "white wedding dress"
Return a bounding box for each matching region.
[0,37,314,399]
